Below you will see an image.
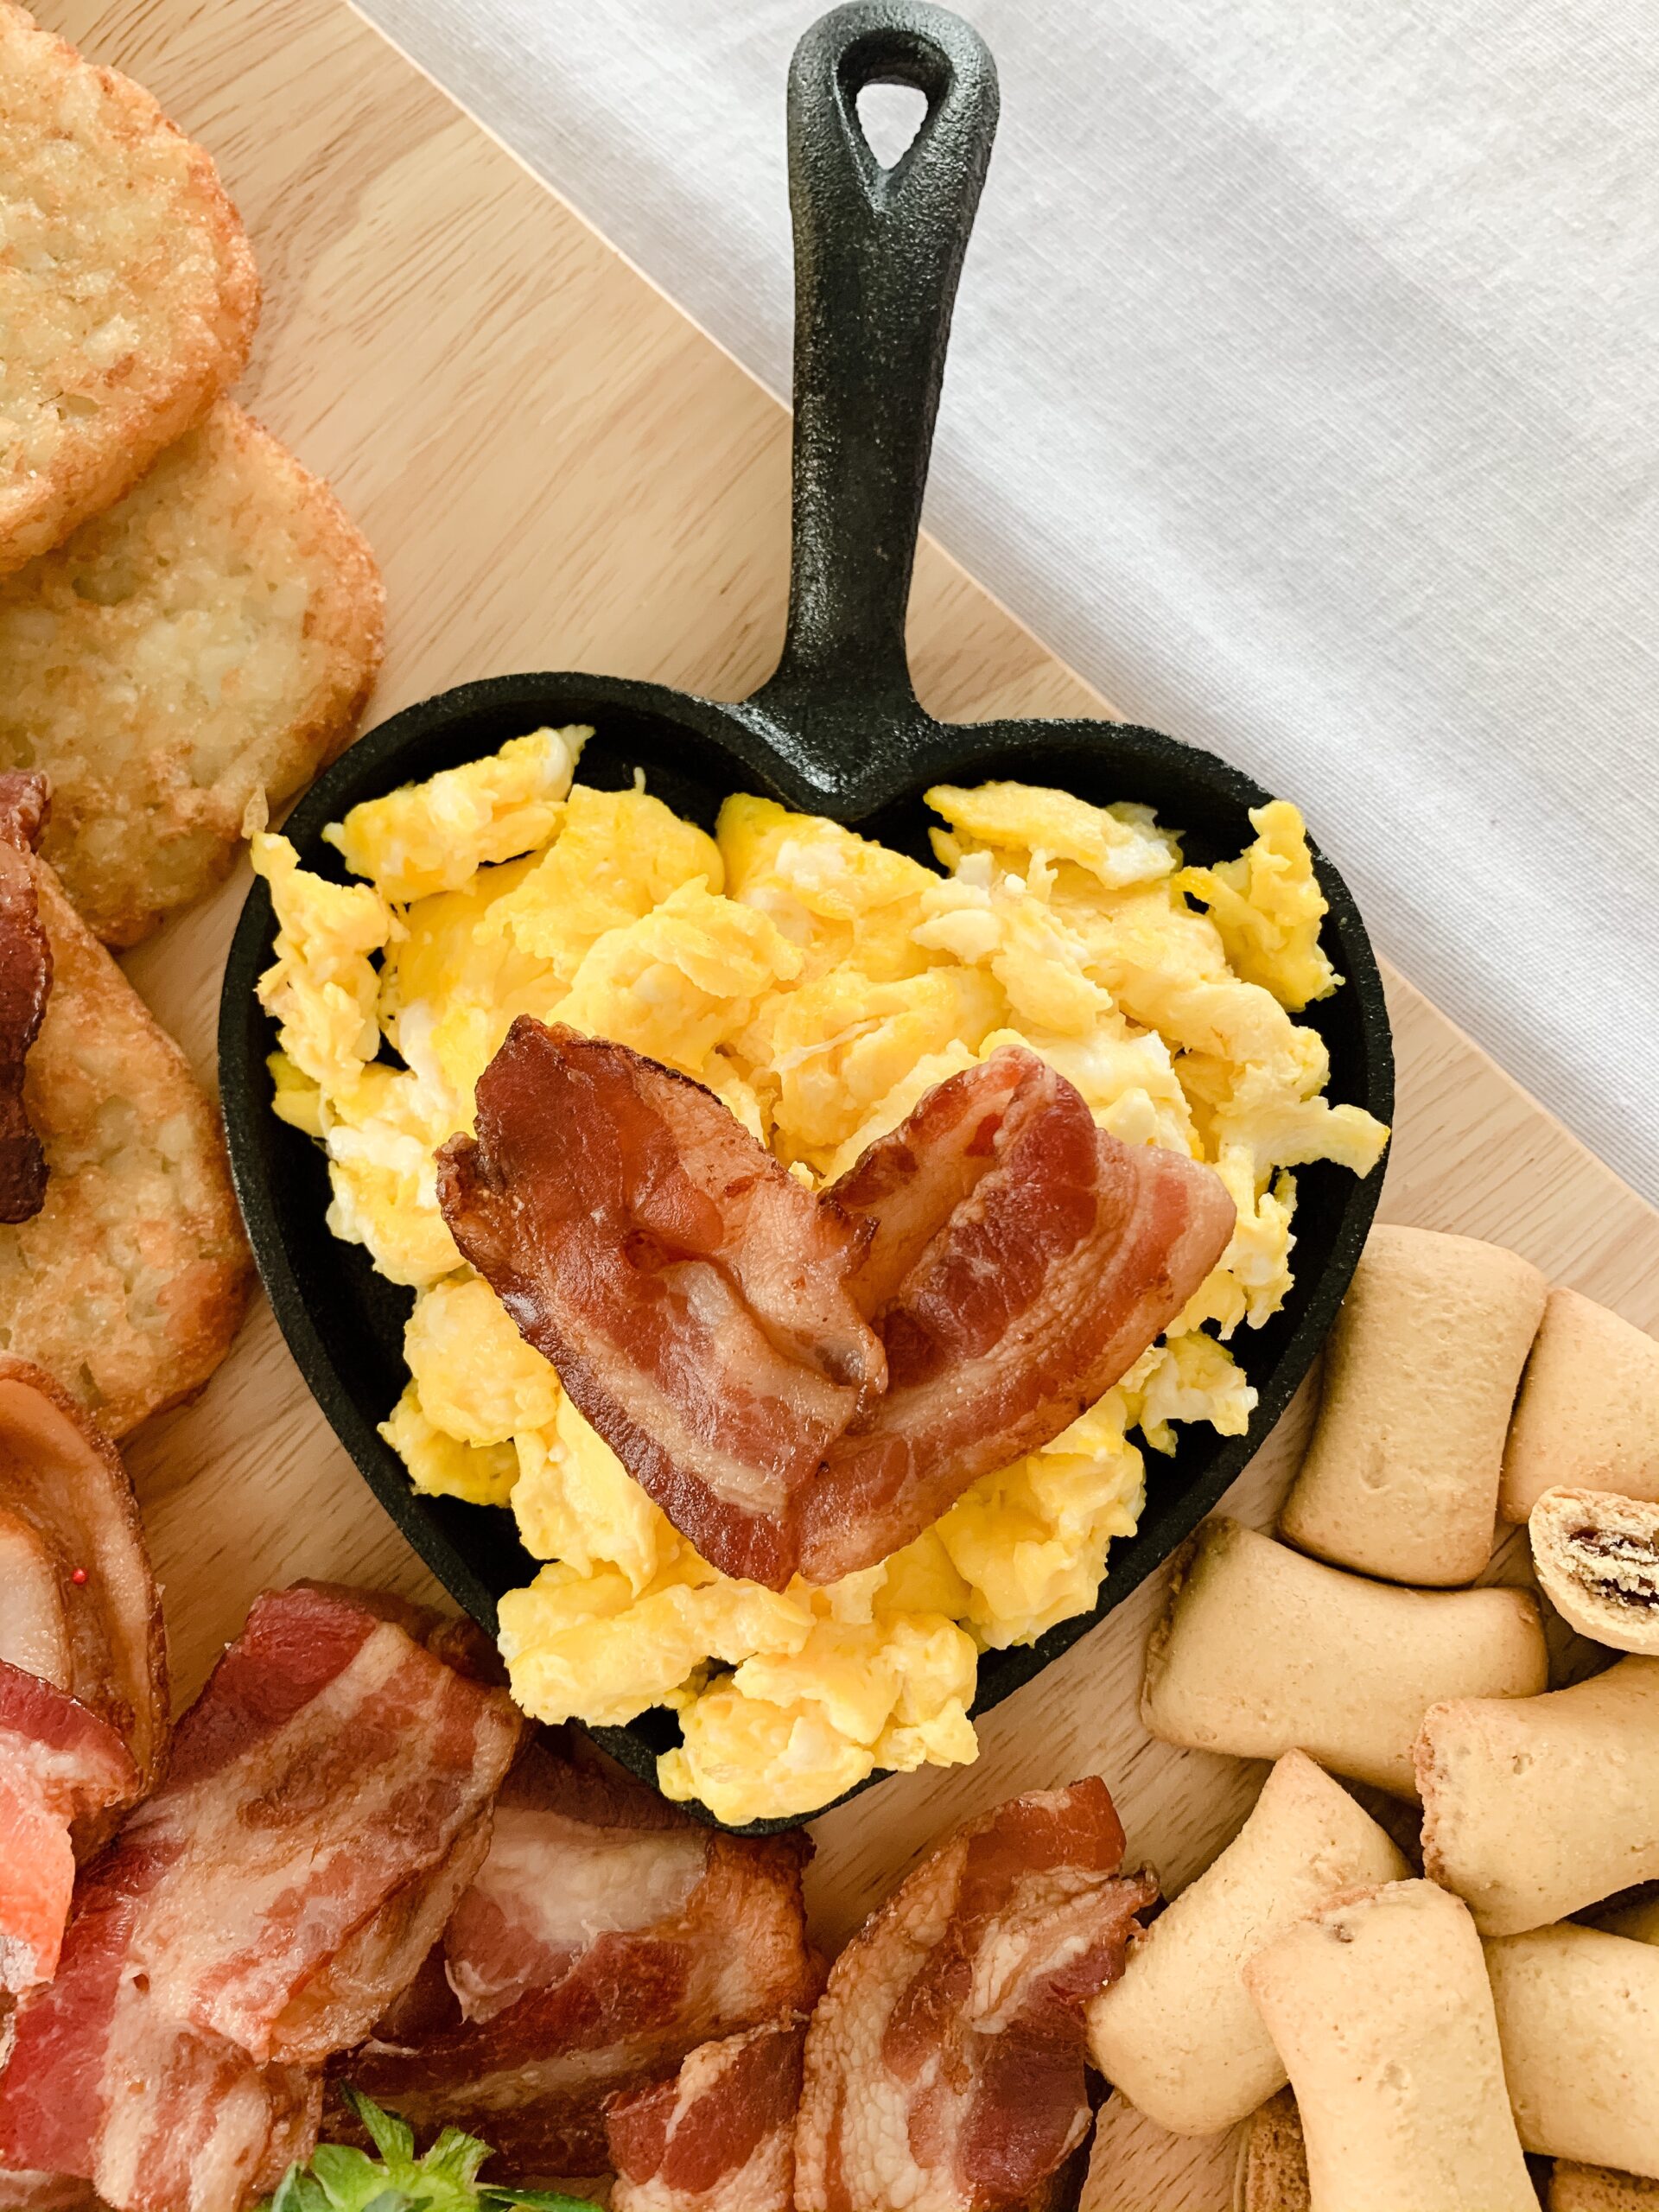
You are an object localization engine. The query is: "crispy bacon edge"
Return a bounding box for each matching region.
[793,1777,1157,2212]
[0,773,51,1225]
[439,1022,1234,1589]
[605,2014,807,2212]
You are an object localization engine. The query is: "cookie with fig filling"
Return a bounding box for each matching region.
[1531,1486,1659,1656]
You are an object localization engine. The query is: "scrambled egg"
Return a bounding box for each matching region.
[253,733,1389,1824]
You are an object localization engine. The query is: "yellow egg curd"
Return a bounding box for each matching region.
[255,731,1389,1823]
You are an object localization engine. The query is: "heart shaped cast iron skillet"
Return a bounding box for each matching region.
[220,0,1392,1830]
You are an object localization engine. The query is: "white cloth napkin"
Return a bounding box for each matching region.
[359,0,1659,1204]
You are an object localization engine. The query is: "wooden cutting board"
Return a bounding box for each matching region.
[44,0,1659,2199]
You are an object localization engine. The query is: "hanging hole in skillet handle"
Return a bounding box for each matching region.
[749,2,999,768]
[857,79,931,168]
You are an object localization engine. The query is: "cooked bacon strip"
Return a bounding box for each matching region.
[440,1736,707,2027]
[265,1807,497,2068]
[800,1047,1234,1583]
[439,1024,1234,1588]
[439,1022,883,1587]
[606,2015,805,2212]
[0,1853,319,2212]
[0,1357,168,1819]
[0,1660,136,1994]
[130,1583,519,2063]
[0,1585,519,2212]
[794,1778,1157,2212]
[341,1732,823,2178]
[0,1365,163,1991]
[0,774,51,1225]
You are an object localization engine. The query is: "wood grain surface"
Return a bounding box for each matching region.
[39,0,1659,2200]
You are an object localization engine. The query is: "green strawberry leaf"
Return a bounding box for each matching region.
[418,2126,494,2190]
[338,2087,416,2164]
[481,2192,599,2209]
[257,2092,593,2212]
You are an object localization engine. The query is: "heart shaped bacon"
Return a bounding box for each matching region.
[438,1021,1236,1589]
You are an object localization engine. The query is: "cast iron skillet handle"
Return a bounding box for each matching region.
[751,0,999,746]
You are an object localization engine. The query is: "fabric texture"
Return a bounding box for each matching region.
[357,0,1659,1203]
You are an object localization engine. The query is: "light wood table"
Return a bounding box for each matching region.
[44,1,1659,2199]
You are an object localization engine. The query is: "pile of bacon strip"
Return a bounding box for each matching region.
[0,1352,1159,2211]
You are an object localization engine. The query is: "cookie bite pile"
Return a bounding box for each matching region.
[1089,1225,1659,2206]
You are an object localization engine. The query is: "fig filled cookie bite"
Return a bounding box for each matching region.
[1502,1288,1659,1522]
[1243,1880,1535,2212]
[1531,1487,1659,1655]
[1087,1750,1407,2137]
[1485,1925,1659,2180]
[1277,1224,1546,1586]
[1551,2167,1659,2211]
[1140,1516,1546,1796]
[1417,1658,1659,1935]
[1236,2091,1310,2212]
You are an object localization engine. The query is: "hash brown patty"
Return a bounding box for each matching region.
[0,849,252,1435]
[0,0,259,575]
[0,399,385,944]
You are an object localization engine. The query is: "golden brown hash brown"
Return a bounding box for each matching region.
[0,399,385,944]
[0,852,252,1435]
[0,0,259,576]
